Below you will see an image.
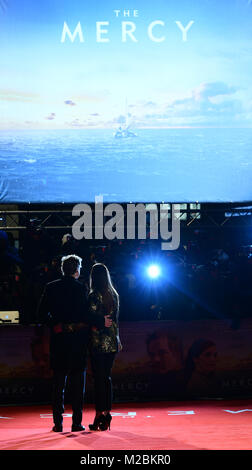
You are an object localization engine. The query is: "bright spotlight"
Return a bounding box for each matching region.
[147,264,161,279]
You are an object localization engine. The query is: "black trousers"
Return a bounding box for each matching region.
[90,352,116,412]
[52,368,86,427]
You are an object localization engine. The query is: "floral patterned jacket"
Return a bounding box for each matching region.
[88,289,120,354]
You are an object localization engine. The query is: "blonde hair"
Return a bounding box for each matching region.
[90,263,118,299]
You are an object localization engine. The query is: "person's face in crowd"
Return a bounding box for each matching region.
[147,336,181,374]
[194,345,218,373]
[74,266,81,279]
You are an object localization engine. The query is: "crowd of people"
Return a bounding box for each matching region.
[0,225,251,326]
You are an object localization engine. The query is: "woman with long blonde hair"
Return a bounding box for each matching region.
[88,263,122,431]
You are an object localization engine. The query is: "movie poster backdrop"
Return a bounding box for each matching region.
[1,319,252,404]
[1,0,252,203]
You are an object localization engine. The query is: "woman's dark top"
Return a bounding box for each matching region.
[88,288,119,354]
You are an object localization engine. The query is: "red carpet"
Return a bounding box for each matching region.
[0,400,252,450]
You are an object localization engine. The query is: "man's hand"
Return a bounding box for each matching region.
[104,315,112,328]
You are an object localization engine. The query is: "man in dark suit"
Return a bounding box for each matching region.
[37,254,112,432]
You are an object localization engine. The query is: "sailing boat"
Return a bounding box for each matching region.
[114,99,137,139]
[114,125,137,138]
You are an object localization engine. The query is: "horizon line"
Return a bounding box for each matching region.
[0,125,252,131]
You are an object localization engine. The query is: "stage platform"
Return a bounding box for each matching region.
[1,399,252,451]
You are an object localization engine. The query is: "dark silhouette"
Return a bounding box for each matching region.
[37,254,112,432]
[88,263,122,431]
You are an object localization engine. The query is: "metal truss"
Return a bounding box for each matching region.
[0,202,251,231]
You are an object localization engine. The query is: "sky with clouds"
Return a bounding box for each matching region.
[1,0,252,129]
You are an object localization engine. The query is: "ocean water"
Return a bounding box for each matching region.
[0,128,251,202]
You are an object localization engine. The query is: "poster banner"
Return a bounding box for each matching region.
[0,1,252,203]
[1,319,252,404]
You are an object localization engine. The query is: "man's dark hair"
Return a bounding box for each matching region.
[61,254,82,276]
